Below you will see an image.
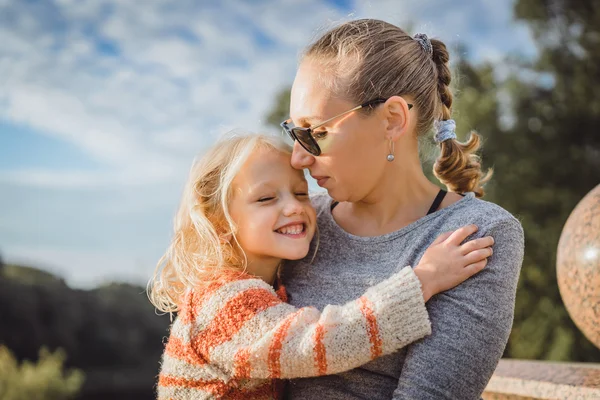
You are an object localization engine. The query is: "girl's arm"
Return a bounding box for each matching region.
[166,266,430,380]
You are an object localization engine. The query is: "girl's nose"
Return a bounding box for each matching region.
[291,141,315,170]
[282,196,306,217]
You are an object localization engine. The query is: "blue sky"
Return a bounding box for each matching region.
[0,0,537,287]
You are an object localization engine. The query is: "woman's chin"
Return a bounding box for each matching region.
[324,186,350,203]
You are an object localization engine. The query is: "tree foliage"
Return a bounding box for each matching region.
[0,265,170,399]
[489,0,600,361]
[0,345,84,400]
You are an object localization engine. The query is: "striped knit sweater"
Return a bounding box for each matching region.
[157,265,431,399]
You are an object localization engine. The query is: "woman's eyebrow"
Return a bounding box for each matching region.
[295,115,325,126]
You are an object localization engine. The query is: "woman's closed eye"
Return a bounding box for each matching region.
[312,130,328,140]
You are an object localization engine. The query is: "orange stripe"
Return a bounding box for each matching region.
[233,348,251,379]
[358,296,383,359]
[268,310,302,378]
[180,280,226,324]
[158,374,230,397]
[314,323,328,375]
[180,290,197,324]
[274,278,288,302]
[164,336,207,365]
[193,287,281,359]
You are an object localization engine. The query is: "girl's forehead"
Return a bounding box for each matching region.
[237,150,299,184]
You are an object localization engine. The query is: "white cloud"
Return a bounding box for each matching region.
[0,0,306,191]
[353,0,537,62]
[0,0,536,188]
[0,0,538,287]
[0,167,176,188]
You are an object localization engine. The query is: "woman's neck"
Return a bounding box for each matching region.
[335,155,443,236]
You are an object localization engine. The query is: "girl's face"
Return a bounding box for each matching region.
[289,60,390,203]
[229,148,317,267]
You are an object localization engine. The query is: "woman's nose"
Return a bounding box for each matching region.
[291,141,315,170]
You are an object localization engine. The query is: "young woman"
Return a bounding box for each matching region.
[281,19,525,400]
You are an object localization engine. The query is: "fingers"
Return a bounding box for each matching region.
[432,231,453,245]
[461,236,494,255]
[465,247,493,264]
[446,224,478,245]
[463,259,488,278]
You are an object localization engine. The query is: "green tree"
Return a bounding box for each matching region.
[0,265,170,399]
[1,264,67,287]
[266,87,291,128]
[0,346,84,400]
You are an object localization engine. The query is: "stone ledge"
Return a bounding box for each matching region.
[483,359,600,400]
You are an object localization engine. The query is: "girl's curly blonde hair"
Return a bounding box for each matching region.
[148,132,292,314]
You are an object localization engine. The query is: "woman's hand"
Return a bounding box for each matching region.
[414,225,493,302]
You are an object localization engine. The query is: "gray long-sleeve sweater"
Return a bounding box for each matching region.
[281,192,524,400]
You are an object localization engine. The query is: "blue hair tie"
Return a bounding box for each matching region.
[434,119,457,143]
[413,33,433,57]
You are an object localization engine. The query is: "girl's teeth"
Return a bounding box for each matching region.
[279,224,303,234]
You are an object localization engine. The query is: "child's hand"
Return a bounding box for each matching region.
[414,225,493,302]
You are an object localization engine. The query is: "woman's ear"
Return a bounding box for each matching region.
[382,96,411,141]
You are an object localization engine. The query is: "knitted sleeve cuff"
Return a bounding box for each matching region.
[363,266,432,354]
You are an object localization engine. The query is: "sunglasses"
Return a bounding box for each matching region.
[281,98,413,156]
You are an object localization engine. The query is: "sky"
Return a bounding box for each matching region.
[0,0,537,288]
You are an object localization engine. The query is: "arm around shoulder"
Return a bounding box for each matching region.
[393,218,524,400]
[173,266,432,380]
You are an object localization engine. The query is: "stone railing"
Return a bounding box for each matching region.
[484,184,600,400]
[483,359,600,399]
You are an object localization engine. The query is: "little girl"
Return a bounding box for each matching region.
[149,133,493,400]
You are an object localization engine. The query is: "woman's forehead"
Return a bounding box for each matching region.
[290,96,354,127]
[290,62,337,123]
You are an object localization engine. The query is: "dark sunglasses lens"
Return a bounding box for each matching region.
[292,128,319,155]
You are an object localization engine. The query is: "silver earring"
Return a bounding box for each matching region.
[387,140,395,162]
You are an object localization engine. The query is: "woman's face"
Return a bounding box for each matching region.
[289,60,391,202]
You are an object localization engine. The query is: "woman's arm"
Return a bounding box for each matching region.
[166,266,431,380]
[392,219,524,400]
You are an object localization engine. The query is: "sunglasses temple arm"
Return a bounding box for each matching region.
[311,104,364,130]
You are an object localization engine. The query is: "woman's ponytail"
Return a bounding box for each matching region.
[430,39,492,197]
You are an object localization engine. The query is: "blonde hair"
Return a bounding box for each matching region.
[148,132,292,313]
[304,19,492,197]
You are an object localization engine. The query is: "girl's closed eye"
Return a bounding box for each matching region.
[257,196,276,203]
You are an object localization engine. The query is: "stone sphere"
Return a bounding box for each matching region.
[557,184,600,349]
